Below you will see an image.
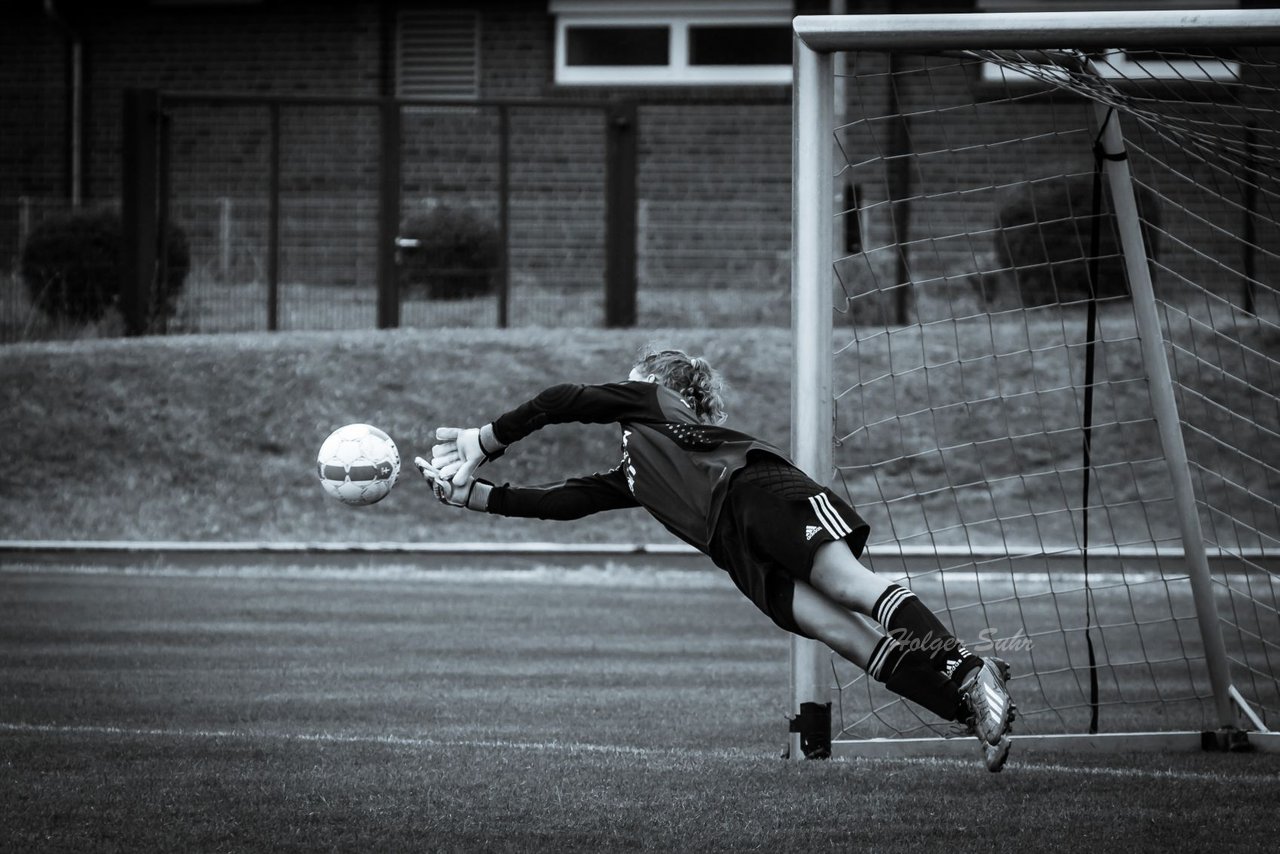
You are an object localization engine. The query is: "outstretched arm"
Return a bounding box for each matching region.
[490,382,676,442]
[434,381,680,484]
[417,459,639,520]
[488,466,639,520]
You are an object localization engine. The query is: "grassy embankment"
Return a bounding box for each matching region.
[2,314,1274,548]
[0,328,789,543]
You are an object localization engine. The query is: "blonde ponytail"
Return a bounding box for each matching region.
[633,348,727,424]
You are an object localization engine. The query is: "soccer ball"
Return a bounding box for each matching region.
[316,423,401,506]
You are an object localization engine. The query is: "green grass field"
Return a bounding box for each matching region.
[2,324,1278,850]
[5,563,1280,852]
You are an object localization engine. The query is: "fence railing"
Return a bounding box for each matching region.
[3,89,795,343]
[130,91,638,337]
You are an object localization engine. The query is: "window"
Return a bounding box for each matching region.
[1095,48,1240,83]
[567,27,670,66]
[551,0,792,86]
[977,0,1242,85]
[688,25,792,67]
[981,48,1241,86]
[397,9,480,99]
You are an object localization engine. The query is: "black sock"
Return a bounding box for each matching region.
[872,583,982,684]
[866,634,908,683]
[869,639,964,722]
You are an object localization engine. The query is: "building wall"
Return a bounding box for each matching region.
[1,7,72,262]
[6,1,1268,330]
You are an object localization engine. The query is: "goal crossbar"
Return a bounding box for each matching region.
[793,10,1280,53]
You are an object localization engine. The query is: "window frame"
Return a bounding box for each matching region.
[551,5,792,87]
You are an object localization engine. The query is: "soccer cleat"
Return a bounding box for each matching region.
[959,657,1016,772]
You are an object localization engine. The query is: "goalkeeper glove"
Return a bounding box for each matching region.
[414,457,491,511]
[431,424,506,486]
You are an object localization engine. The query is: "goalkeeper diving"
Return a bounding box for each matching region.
[416,348,1017,771]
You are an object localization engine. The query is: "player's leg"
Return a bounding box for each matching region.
[729,459,980,684]
[808,540,1017,770]
[786,576,880,667]
[809,538,981,684]
[806,537,891,612]
[786,578,965,723]
[728,461,1014,767]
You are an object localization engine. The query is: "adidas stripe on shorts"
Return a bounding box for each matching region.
[708,454,870,637]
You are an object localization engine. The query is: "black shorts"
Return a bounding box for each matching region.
[708,455,870,638]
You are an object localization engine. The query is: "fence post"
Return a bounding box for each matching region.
[497,105,511,329]
[219,197,233,283]
[377,97,402,330]
[604,101,637,328]
[156,108,172,335]
[121,88,161,336]
[18,196,31,250]
[268,104,281,331]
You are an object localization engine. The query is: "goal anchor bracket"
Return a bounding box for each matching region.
[787,701,833,759]
[1201,727,1253,753]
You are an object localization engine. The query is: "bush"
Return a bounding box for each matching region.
[398,204,500,300]
[20,209,190,326]
[991,175,1159,306]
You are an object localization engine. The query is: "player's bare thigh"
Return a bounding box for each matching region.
[808,538,892,614]
[788,579,885,669]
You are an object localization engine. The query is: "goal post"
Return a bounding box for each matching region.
[788,28,837,761]
[789,9,1280,758]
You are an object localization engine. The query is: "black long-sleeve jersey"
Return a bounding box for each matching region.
[484,381,788,553]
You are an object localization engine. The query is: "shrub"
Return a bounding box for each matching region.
[20,209,190,326]
[398,204,500,300]
[991,175,1159,306]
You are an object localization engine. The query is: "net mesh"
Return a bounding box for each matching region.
[829,45,1280,738]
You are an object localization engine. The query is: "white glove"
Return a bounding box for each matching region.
[414,457,490,510]
[431,424,506,486]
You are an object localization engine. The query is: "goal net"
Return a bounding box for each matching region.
[790,9,1280,757]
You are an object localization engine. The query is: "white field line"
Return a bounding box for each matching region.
[2,721,1277,786]
[881,754,1280,786]
[2,560,1260,588]
[0,721,675,759]
[6,540,1274,560]
[0,562,730,589]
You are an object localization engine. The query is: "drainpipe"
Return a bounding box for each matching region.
[44,0,84,208]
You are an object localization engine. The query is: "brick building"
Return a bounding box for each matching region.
[3,0,1275,333]
[6,0,825,331]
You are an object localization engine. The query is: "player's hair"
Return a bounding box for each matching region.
[634,347,727,425]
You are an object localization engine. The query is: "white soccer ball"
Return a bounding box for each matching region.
[316,423,401,506]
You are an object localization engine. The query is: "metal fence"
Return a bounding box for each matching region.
[3,92,641,343]
[2,90,799,344]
